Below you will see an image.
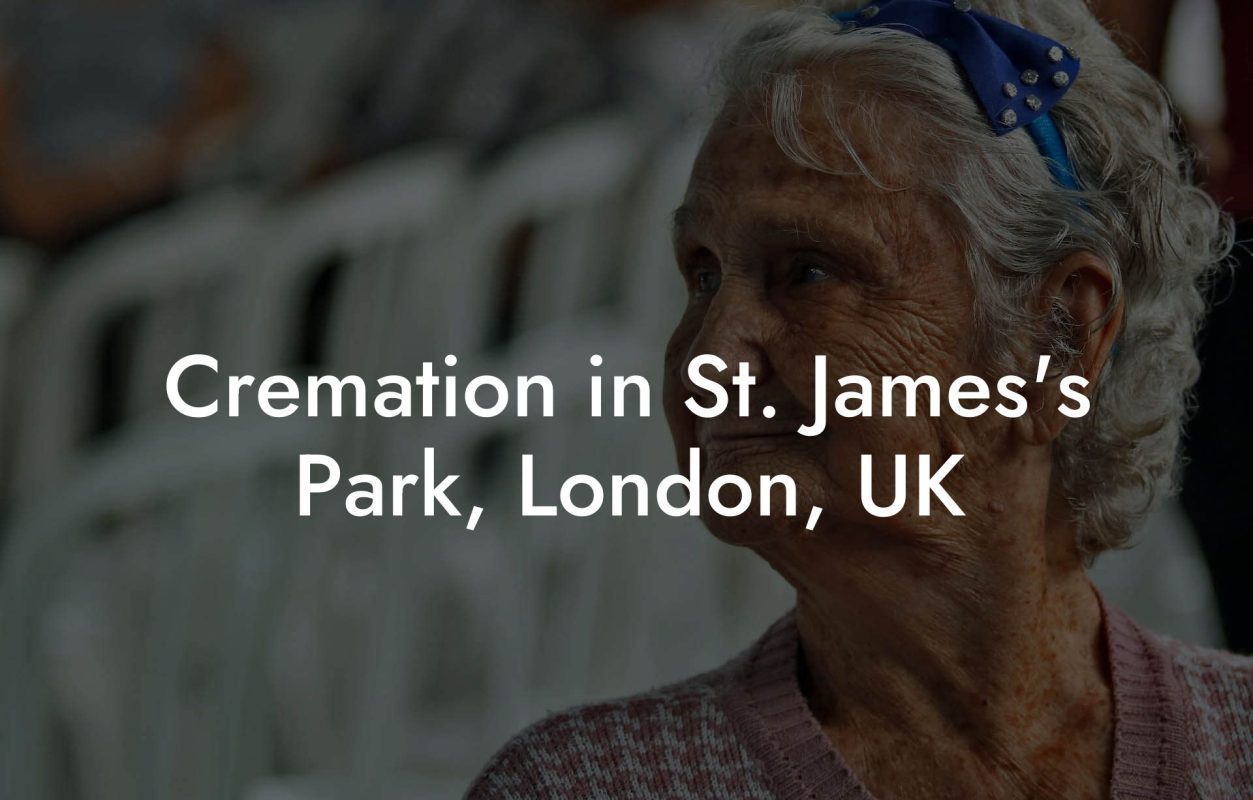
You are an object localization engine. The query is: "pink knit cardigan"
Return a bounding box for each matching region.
[468,598,1252,798]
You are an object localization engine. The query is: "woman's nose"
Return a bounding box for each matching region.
[681,284,773,396]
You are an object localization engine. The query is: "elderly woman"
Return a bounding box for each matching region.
[469,0,1251,797]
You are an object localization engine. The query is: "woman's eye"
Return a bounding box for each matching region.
[795,261,832,285]
[695,268,722,294]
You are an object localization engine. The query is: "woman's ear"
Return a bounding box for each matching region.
[1016,252,1124,446]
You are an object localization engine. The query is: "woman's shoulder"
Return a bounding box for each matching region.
[1154,631,1253,706]
[464,659,772,799]
[1105,597,1252,708]
[1145,628,1253,788]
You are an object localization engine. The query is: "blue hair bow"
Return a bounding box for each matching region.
[831,0,1082,191]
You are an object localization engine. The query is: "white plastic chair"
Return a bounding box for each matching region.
[0,412,333,800]
[0,194,273,799]
[0,190,281,800]
[10,190,267,497]
[224,146,471,780]
[317,114,663,789]
[0,147,471,800]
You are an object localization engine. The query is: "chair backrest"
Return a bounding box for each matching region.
[10,191,266,498]
[230,146,467,378]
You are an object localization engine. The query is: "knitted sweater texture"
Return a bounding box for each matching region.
[467,601,1253,798]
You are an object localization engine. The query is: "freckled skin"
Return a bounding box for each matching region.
[663,96,1120,800]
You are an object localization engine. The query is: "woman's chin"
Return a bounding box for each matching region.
[700,512,790,549]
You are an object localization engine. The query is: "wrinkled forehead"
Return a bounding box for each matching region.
[678,91,927,239]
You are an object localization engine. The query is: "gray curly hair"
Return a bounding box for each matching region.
[716,0,1233,557]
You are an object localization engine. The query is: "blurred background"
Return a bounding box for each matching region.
[0,0,1240,798]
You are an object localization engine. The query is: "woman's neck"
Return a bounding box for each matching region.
[762,515,1114,799]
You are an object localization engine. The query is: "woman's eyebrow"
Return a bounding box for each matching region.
[743,212,871,253]
[672,203,889,275]
[670,204,703,241]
